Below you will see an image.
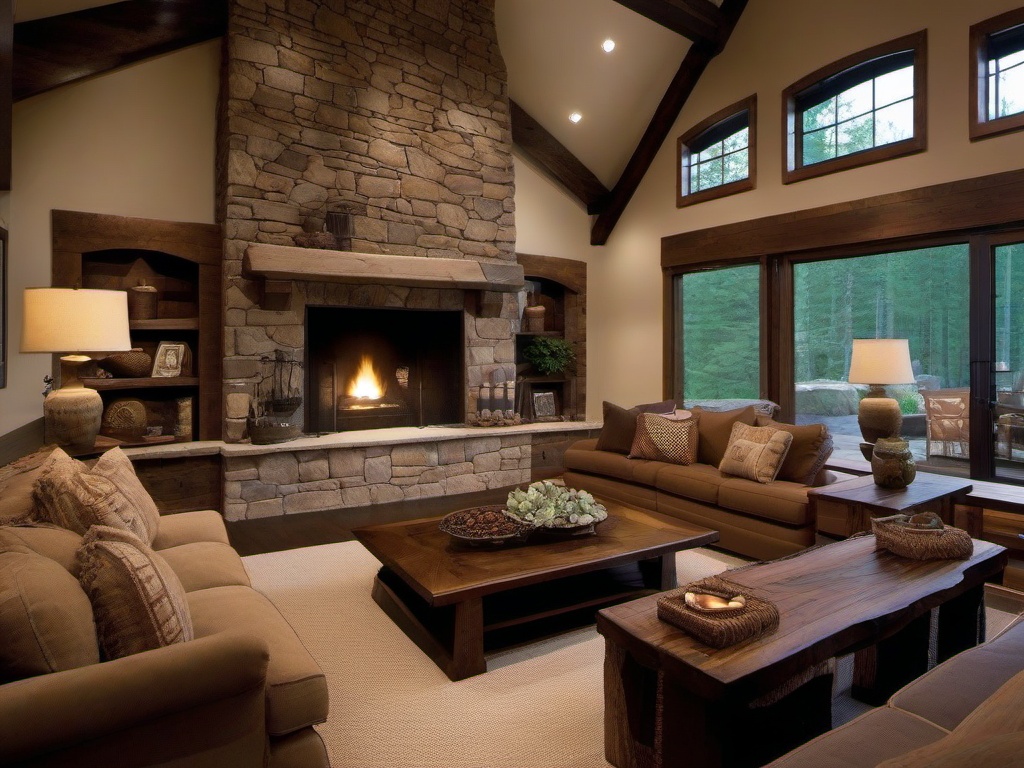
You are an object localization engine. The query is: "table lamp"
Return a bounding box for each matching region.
[848,338,915,459]
[21,287,132,449]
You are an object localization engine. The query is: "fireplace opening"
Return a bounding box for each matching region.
[305,306,464,433]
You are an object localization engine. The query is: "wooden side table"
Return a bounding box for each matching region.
[811,473,975,539]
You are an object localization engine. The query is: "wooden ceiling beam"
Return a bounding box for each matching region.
[510,99,609,209]
[13,0,226,102]
[611,0,723,44]
[591,0,748,245]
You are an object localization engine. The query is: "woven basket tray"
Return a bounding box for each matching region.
[657,575,780,649]
[871,514,973,561]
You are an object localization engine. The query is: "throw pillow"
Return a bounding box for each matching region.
[719,423,794,484]
[32,448,158,543]
[629,413,698,465]
[76,525,193,660]
[0,446,57,524]
[0,546,100,682]
[691,405,757,467]
[754,417,834,486]
[596,399,678,454]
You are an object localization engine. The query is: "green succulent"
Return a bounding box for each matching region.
[504,480,608,528]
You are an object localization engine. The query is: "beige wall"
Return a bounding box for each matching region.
[514,0,1024,418]
[0,41,220,436]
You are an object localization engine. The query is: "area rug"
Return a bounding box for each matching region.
[242,541,744,768]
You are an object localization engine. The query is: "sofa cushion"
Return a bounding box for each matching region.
[654,463,729,505]
[719,423,793,484]
[0,446,55,524]
[0,524,83,573]
[32,448,156,543]
[152,509,231,550]
[692,406,757,467]
[564,439,663,487]
[0,547,99,682]
[188,585,329,736]
[159,541,252,592]
[765,706,945,767]
[629,413,698,465]
[596,400,676,454]
[878,667,1024,768]
[756,418,834,486]
[88,448,160,543]
[717,477,812,527]
[76,525,194,660]
[890,616,1024,730]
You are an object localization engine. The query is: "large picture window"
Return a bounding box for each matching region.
[970,7,1024,141]
[783,31,927,183]
[677,96,756,207]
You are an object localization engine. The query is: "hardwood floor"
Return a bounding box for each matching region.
[225,484,518,557]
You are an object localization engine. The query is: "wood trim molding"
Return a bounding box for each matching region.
[782,30,928,185]
[662,168,1024,268]
[0,418,44,466]
[969,7,1024,142]
[676,94,756,207]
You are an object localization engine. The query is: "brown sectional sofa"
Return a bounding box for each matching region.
[562,403,840,561]
[768,613,1024,766]
[0,450,330,768]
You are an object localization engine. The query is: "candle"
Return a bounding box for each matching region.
[478,385,491,413]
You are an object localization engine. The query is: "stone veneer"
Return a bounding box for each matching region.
[219,0,518,441]
[220,424,598,520]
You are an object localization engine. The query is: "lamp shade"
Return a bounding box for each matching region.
[21,288,132,354]
[848,338,915,385]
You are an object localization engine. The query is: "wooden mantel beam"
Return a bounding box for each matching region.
[611,0,725,45]
[592,0,748,245]
[510,100,609,210]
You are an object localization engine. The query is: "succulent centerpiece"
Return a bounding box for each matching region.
[504,480,608,530]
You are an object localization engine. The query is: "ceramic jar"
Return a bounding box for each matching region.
[871,437,917,488]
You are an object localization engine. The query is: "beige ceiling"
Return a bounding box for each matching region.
[495,0,691,188]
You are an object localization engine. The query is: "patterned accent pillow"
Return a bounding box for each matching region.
[32,448,158,544]
[755,417,834,486]
[76,525,193,660]
[719,423,794,484]
[629,413,699,465]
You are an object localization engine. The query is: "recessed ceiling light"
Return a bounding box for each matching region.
[602,39,616,53]
[569,112,583,124]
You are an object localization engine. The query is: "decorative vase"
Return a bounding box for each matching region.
[524,305,546,332]
[871,437,916,489]
[128,281,158,320]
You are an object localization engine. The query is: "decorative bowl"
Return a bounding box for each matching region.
[684,591,747,614]
[439,505,532,547]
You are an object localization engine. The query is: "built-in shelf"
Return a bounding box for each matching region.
[82,376,200,391]
[518,375,568,384]
[516,331,561,338]
[130,317,200,331]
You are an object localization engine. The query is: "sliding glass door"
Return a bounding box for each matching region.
[993,240,1024,480]
[675,264,761,404]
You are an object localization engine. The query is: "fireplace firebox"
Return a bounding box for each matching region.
[305,306,464,433]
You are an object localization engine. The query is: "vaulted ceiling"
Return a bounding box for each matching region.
[7,0,748,243]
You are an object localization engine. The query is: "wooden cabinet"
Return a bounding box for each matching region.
[52,210,222,442]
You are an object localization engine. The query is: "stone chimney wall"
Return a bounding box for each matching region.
[219,0,518,440]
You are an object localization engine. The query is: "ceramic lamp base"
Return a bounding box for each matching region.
[44,385,103,449]
[858,396,903,443]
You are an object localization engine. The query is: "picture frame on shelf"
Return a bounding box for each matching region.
[152,341,186,377]
[532,390,558,420]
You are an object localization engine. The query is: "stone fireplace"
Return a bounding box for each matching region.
[219,0,519,442]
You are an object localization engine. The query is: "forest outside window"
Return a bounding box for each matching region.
[676,96,756,207]
[970,7,1024,141]
[783,32,927,184]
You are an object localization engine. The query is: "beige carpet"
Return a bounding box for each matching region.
[242,541,744,768]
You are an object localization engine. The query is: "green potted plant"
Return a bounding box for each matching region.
[523,336,576,376]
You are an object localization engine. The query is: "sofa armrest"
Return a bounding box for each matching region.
[0,632,270,766]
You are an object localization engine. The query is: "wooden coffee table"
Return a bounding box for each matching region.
[599,535,1007,768]
[353,500,718,681]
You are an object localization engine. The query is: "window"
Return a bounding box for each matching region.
[970,8,1024,140]
[674,263,760,403]
[677,96,756,207]
[783,32,927,183]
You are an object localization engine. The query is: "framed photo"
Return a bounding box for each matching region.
[152,342,186,378]
[532,390,558,420]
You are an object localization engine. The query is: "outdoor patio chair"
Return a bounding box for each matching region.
[921,388,970,459]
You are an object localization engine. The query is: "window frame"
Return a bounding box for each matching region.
[970,7,1024,142]
[782,31,928,184]
[676,95,756,208]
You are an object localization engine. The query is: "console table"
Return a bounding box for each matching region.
[598,536,1006,768]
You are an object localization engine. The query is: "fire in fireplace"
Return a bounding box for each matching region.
[305,306,464,433]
